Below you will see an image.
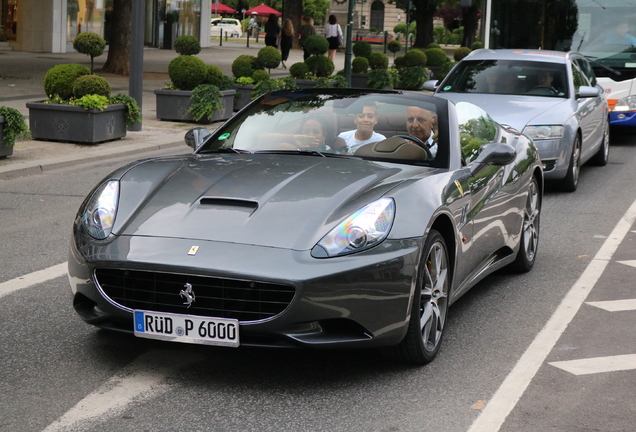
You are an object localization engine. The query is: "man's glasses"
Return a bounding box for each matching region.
[355,113,377,119]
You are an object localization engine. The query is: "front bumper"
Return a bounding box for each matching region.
[69,234,422,349]
[610,111,636,127]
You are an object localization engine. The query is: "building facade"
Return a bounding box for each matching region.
[0,0,213,52]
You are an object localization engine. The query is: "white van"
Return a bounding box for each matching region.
[210,18,242,37]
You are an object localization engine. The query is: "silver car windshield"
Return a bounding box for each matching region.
[440,60,569,98]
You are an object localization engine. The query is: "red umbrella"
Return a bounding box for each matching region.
[211,2,237,14]
[245,4,281,17]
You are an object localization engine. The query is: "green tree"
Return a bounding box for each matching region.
[302,0,330,25]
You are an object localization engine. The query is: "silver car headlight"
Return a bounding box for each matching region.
[81,180,119,239]
[312,198,395,258]
[522,125,564,140]
[613,95,636,112]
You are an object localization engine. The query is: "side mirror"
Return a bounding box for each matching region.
[184,127,212,150]
[576,85,601,99]
[470,142,516,175]
[422,80,439,92]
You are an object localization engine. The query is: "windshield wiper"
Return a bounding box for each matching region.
[586,56,622,77]
[253,149,328,157]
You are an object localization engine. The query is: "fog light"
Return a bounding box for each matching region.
[618,114,626,119]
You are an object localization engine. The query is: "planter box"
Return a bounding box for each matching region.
[0,115,14,159]
[233,84,255,111]
[350,73,370,89]
[26,102,127,144]
[154,88,236,123]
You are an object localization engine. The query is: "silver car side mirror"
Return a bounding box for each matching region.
[184,127,212,150]
[576,85,601,99]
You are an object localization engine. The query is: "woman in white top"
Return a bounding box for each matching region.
[324,14,343,62]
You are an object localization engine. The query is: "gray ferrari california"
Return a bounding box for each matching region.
[69,89,543,364]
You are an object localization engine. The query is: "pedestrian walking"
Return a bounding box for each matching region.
[264,13,280,48]
[324,14,343,62]
[279,19,294,69]
[299,16,316,61]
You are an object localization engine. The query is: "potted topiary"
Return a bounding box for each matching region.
[257,46,281,73]
[72,31,106,73]
[351,56,369,88]
[155,36,236,123]
[366,67,399,90]
[395,49,429,90]
[232,54,264,110]
[0,106,30,158]
[26,63,140,144]
[423,47,450,79]
[387,40,402,61]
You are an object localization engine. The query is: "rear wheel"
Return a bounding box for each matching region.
[510,176,540,273]
[561,135,581,192]
[393,229,450,365]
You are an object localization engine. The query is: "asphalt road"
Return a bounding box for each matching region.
[1,133,636,432]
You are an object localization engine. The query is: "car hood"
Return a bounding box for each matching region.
[114,154,428,250]
[435,93,571,131]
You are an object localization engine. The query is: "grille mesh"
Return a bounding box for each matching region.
[95,268,295,322]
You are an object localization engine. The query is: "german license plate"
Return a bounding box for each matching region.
[134,310,239,347]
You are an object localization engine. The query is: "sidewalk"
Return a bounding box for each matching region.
[0,41,346,180]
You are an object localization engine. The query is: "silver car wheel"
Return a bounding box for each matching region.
[522,179,540,262]
[420,240,449,351]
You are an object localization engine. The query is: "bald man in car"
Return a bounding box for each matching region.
[406,105,438,157]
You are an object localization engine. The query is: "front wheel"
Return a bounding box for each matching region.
[392,229,450,364]
[561,135,581,192]
[510,176,541,272]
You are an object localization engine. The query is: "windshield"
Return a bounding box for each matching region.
[439,60,568,98]
[197,89,450,168]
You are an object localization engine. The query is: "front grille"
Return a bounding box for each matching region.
[94,268,295,322]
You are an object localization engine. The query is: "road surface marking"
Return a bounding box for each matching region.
[42,349,204,432]
[549,354,636,375]
[468,197,636,432]
[0,262,67,299]
[586,298,636,311]
[617,259,636,268]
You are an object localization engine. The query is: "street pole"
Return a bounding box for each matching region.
[344,0,356,86]
[129,0,144,131]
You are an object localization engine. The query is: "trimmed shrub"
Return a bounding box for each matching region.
[434,26,446,44]
[232,54,260,79]
[352,41,372,58]
[471,41,484,50]
[258,46,282,71]
[368,52,389,70]
[174,35,201,55]
[438,61,456,80]
[72,74,111,98]
[289,62,310,79]
[72,32,106,72]
[204,65,224,86]
[305,55,334,77]
[403,49,427,67]
[423,48,449,66]
[304,35,329,56]
[251,69,270,83]
[454,46,472,62]
[427,42,441,49]
[394,23,407,36]
[43,64,92,100]
[394,55,406,69]
[387,41,402,58]
[168,55,207,90]
[399,66,427,89]
[352,56,369,74]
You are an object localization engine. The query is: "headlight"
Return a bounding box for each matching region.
[81,180,119,239]
[613,95,636,112]
[522,125,564,140]
[311,198,395,258]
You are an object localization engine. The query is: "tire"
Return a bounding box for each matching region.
[510,176,541,273]
[561,134,581,192]
[589,122,610,166]
[392,229,450,365]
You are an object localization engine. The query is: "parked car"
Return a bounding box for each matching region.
[210,18,242,37]
[68,89,543,365]
[425,49,609,192]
